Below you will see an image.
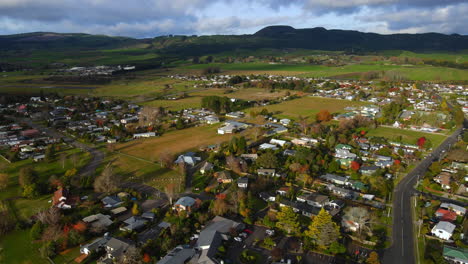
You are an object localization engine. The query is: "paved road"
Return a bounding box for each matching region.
[383,126,464,264]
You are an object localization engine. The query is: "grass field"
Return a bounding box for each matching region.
[0,147,90,220]
[366,126,448,147]
[117,124,236,161]
[246,96,367,120]
[0,229,48,264]
[183,62,468,81]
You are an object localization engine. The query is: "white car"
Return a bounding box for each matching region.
[239,232,248,238]
[266,229,275,236]
[234,237,242,242]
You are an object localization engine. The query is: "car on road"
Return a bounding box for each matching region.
[239,232,248,238]
[234,237,242,242]
[243,229,253,234]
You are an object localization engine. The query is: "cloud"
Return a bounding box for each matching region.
[0,0,466,37]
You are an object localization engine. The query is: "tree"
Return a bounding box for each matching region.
[366,251,380,264]
[305,208,340,249]
[257,151,279,169]
[297,115,309,134]
[342,207,373,238]
[165,183,178,205]
[417,137,426,149]
[350,161,360,171]
[116,246,143,264]
[316,110,332,122]
[19,167,35,187]
[30,221,44,240]
[159,152,174,168]
[94,163,119,194]
[211,199,229,216]
[0,173,8,190]
[59,152,67,169]
[131,202,140,216]
[275,206,300,235]
[45,144,55,162]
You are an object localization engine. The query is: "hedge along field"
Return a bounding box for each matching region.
[247,96,368,120]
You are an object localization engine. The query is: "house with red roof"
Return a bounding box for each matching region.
[435,208,457,222]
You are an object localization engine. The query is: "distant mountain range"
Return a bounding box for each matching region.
[1,26,467,60]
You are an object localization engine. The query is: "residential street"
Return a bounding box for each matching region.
[382,126,464,264]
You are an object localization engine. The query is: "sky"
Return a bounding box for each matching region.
[0,0,466,38]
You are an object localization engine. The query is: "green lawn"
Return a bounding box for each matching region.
[247,96,367,119]
[0,229,48,264]
[0,147,91,219]
[367,126,448,147]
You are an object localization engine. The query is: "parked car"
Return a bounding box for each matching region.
[266,229,275,236]
[234,237,242,242]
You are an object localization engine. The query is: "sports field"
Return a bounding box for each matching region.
[247,96,367,120]
[366,126,448,147]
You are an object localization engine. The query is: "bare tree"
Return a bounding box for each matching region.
[70,153,79,168]
[116,247,143,264]
[94,163,120,194]
[107,143,115,152]
[36,207,62,226]
[226,155,247,174]
[165,183,178,205]
[59,152,67,169]
[342,207,375,238]
[0,173,8,190]
[297,115,309,134]
[211,199,229,216]
[159,152,174,168]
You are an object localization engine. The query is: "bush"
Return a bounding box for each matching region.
[30,221,44,240]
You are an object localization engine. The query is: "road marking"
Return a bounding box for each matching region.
[402,232,405,256]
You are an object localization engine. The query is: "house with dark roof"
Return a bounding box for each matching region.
[101,237,134,262]
[174,196,198,212]
[296,192,329,208]
[157,245,196,264]
[194,216,244,264]
[101,196,123,208]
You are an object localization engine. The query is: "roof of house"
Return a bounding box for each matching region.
[157,245,196,264]
[436,208,457,222]
[52,188,69,205]
[433,221,456,234]
[443,246,468,262]
[237,177,249,184]
[105,237,133,259]
[174,196,196,208]
[440,203,466,215]
[197,216,242,248]
[101,196,122,206]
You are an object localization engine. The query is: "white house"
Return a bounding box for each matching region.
[431,221,456,240]
[133,132,156,139]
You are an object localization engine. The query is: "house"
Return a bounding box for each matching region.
[328,185,356,199]
[435,208,457,222]
[80,236,110,255]
[431,221,456,240]
[320,174,348,186]
[52,187,75,209]
[270,138,288,147]
[257,168,276,177]
[217,120,248,134]
[276,186,290,196]
[102,237,134,261]
[21,129,40,137]
[110,207,127,216]
[157,245,196,264]
[240,154,258,161]
[335,149,357,159]
[120,216,148,232]
[133,132,156,139]
[297,193,329,208]
[225,111,244,118]
[443,246,468,264]
[435,172,452,190]
[360,166,380,176]
[142,212,156,222]
[83,213,113,230]
[194,216,244,264]
[102,196,123,208]
[440,203,466,216]
[199,162,214,174]
[283,149,296,156]
[327,200,346,209]
[175,152,201,166]
[204,115,220,124]
[215,171,233,183]
[342,219,360,232]
[237,177,249,189]
[280,119,291,126]
[33,154,45,162]
[259,143,278,150]
[259,192,276,202]
[376,160,393,168]
[174,196,197,212]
